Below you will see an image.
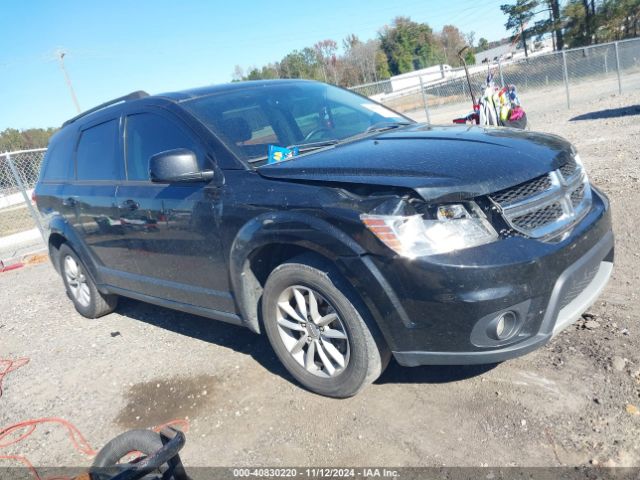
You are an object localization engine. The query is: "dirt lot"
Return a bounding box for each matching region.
[1,91,639,470]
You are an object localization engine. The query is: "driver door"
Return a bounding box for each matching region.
[113,109,234,313]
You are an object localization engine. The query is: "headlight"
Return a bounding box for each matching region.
[361,202,498,258]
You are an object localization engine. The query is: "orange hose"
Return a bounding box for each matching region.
[0,357,190,479]
[0,454,44,480]
[0,418,97,456]
[0,358,29,398]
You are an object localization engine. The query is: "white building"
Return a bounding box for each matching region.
[474,44,516,64]
[389,64,452,92]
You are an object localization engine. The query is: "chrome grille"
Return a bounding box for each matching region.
[489,156,592,240]
[559,156,578,178]
[512,202,563,230]
[491,175,552,205]
[570,183,585,208]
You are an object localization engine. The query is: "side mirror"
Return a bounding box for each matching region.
[149,148,214,183]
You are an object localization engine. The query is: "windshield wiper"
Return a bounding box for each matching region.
[333,121,413,145]
[248,124,411,165]
[364,121,413,133]
[287,139,340,152]
[289,123,412,153]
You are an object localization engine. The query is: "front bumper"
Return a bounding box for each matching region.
[338,188,613,366]
[394,230,613,366]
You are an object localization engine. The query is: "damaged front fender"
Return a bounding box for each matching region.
[228,211,367,332]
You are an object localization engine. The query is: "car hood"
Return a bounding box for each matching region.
[257,124,575,202]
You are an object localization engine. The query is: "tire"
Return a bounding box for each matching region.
[262,254,390,398]
[59,243,117,318]
[91,429,163,468]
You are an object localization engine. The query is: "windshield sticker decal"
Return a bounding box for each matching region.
[268,145,299,164]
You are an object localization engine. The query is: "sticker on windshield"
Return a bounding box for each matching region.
[268,145,299,164]
[361,103,401,118]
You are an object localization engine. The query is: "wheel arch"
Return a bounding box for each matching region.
[46,217,102,287]
[229,212,367,334]
[48,231,66,274]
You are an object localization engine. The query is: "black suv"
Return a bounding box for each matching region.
[35,80,614,397]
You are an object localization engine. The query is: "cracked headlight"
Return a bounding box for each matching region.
[361,202,498,258]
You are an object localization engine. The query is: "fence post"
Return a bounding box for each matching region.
[419,76,431,125]
[562,50,571,109]
[4,153,45,241]
[614,41,622,94]
[498,59,505,87]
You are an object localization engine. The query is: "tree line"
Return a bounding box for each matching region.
[0,128,57,152]
[502,0,639,57]
[233,17,477,88]
[235,0,639,87]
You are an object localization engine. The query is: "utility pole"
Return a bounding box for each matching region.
[56,50,81,113]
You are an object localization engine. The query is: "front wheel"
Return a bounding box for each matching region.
[262,255,389,398]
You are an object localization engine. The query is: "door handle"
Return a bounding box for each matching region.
[62,197,77,207]
[120,199,139,211]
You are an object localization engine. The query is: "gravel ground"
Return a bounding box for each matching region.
[1,90,639,470]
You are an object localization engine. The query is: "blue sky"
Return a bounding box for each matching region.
[1,0,513,130]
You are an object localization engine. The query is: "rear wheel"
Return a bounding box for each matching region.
[262,255,389,397]
[59,244,117,318]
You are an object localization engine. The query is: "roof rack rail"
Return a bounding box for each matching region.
[62,90,149,127]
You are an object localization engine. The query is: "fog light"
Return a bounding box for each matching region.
[496,316,506,337]
[495,311,518,340]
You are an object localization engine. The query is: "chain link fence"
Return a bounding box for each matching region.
[0,149,47,260]
[351,38,640,123]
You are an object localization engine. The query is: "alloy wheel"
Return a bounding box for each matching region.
[276,285,350,378]
[64,255,91,307]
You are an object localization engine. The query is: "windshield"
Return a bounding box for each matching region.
[181,82,412,165]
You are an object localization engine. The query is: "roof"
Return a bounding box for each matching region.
[61,79,319,127]
[158,79,318,102]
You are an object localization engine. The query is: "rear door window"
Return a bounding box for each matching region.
[76,119,123,181]
[125,113,203,181]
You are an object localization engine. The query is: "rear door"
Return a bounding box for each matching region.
[114,109,233,312]
[35,127,77,233]
[68,116,126,271]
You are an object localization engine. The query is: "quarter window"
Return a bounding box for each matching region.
[76,119,123,181]
[41,128,76,181]
[125,113,201,181]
